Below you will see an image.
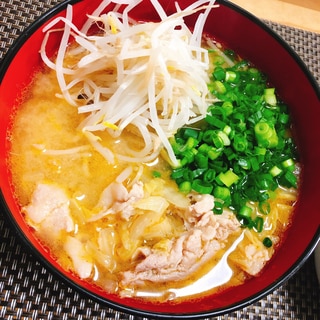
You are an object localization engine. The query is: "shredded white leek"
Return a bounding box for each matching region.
[40,0,218,166]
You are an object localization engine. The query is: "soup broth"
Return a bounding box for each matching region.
[7,1,299,302]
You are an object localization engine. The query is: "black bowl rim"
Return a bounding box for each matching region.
[0,0,319,319]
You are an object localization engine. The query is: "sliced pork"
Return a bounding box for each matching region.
[89,181,144,221]
[23,183,74,234]
[121,194,241,285]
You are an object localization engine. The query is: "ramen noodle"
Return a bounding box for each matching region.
[7,0,298,301]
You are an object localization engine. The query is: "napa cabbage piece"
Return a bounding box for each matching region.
[229,230,270,276]
[130,196,170,240]
[40,0,218,166]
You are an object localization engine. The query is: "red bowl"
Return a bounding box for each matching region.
[0,0,319,318]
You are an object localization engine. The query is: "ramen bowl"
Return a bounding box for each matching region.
[0,0,319,318]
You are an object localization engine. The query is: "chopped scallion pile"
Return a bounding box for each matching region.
[169,53,299,230]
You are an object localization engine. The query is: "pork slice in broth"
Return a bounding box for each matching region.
[121,197,241,285]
